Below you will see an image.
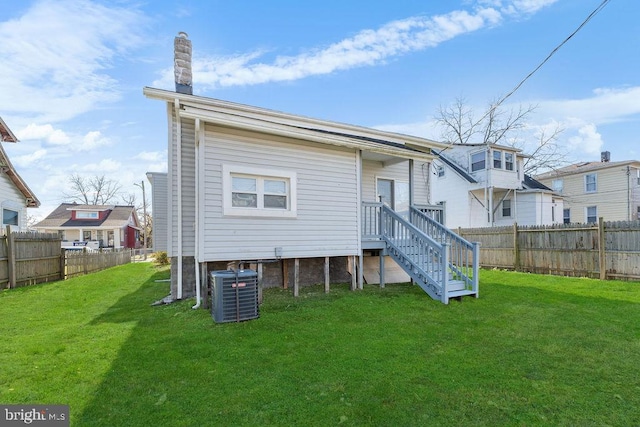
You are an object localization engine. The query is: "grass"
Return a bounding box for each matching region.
[1,264,640,426]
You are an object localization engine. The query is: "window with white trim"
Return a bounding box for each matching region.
[76,211,99,219]
[436,165,445,178]
[2,209,18,226]
[504,152,514,171]
[502,199,512,217]
[585,174,597,193]
[223,165,297,218]
[563,208,570,224]
[552,179,564,193]
[471,151,486,172]
[493,150,502,169]
[586,206,597,223]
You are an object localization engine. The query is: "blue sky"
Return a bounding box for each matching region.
[1,0,637,220]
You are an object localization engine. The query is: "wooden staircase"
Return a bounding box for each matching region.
[362,203,479,304]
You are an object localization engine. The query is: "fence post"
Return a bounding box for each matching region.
[6,225,16,288]
[598,217,606,280]
[60,248,66,280]
[513,222,520,271]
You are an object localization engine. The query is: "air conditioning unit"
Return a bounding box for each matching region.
[210,270,259,323]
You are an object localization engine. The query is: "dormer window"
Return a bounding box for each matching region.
[76,211,99,219]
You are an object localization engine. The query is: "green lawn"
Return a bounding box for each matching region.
[1,263,639,426]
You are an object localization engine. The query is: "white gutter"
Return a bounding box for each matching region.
[192,118,201,309]
[175,98,183,300]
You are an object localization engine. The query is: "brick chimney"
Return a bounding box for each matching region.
[174,32,192,95]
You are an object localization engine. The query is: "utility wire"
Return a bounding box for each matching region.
[490,0,612,113]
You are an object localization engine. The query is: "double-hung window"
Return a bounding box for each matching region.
[493,150,502,169]
[552,179,564,193]
[586,206,597,223]
[502,199,512,217]
[471,151,486,172]
[224,165,297,217]
[563,208,570,224]
[585,174,597,193]
[504,152,514,171]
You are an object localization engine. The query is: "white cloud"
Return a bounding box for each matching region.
[567,124,604,156]
[152,0,556,90]
[81,131,111,151]
[12,149,48,168]
[541,86,640,126]
[16,123,71,145]
[0,0,147,123]
[134,151,166,162]
[77,158,121,173]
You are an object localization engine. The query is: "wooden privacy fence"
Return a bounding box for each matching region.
[64,249,132,279]
[0,228,133,289]
[458,218,640,281]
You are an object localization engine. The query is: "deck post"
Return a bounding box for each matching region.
[472,242,480,298]
[257,262,264,304]
[441,243,450,304]
[350,255,357,291]
[379,253,385,288]
[294,258,300,297]
[324,256,330,293]
[358,255,364,289]
[282,259,288,289]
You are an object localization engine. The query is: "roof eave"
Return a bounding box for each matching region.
[143,86,446,159]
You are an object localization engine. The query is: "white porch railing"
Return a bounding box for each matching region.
[362,202,479,303]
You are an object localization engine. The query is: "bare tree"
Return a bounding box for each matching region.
[63,174,122,205]
[436,97,566,174]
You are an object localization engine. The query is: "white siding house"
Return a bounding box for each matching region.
[146,172,168,252]
[143,86,446,302]
[0,117,40,231]
[431,144,563,228]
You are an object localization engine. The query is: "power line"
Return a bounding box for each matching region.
[491,0,612,112]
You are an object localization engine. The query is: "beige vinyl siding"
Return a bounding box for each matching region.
[200,125,359,261]
[540,166,635,222]
[361,160,430,205]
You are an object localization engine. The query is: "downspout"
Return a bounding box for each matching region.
[175,98,183,300]
[192,118,201,309]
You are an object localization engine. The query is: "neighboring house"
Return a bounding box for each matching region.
[143,33,479,306]
[32,203,142,249]
[0,117,40,231]
[536,152,640,223]
[146,172,168,252]
[431,143,563,228]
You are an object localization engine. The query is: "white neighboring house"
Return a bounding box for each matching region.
[146,172,168,252]
[0,117,40,231]
[431,143,563,228]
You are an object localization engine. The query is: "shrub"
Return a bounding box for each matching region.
[153,251,169,266]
